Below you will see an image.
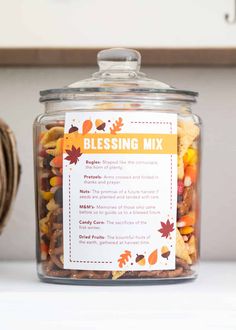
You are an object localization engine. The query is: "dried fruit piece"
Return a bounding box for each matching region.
[38,148,47,157]
[178,180,184,195]
[148,249,158,265]
[41,178,51,191]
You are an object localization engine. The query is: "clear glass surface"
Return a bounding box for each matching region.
[34,48,201,284]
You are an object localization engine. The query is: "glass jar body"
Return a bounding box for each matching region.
[34,100,201,284]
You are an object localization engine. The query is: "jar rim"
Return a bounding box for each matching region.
[39,87,198,103]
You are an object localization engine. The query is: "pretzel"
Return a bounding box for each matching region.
[119,257,190,279]
[176,257,191,270]
[137,267,184,278]
[43,260,71,277]
[70,270,112,280]
[48,229,64,269]
[48,208,63,236]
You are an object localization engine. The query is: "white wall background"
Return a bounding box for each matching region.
[0,0,236,47]
[0,66,235,261]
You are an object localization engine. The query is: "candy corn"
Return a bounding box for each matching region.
[50,155,63,168]
[177,212,195,227]
[184,165,197,185]
[183,148,198,166]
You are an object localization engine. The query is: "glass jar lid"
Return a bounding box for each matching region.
[40,48,198,103]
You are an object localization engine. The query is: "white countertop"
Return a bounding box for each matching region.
[0,261,235,330]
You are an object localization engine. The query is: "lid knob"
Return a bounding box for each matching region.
[97,48,141,72]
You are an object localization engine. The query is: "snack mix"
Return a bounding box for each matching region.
[36,119,200,281]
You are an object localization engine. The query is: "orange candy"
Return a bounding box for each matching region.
[50,155,63,168]
[40,242,49,253]
[50,176,62,187]
[179,226,194,235]
[184,165,197,184]
[40,190,53,201]
[56,138,64,155]
[183,148,198,166]
[178,212,195,227]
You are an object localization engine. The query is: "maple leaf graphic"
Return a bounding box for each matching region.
[65,146,82,164]
[158,220,174,239]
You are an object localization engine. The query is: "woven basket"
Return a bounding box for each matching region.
[0,119,21,233]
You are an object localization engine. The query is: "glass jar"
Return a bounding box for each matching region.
[34,48,201,284]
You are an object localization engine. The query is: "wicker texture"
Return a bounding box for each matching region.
[0,119,20,232]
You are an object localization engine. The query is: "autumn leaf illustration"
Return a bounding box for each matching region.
[65,146,82,164]
[148,249,158,265]
[110,117,124,134]
[82,119,93,135]
[158,220,174,239]
[118,250,132,268]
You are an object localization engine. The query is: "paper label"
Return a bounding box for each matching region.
[63,111,177,271]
